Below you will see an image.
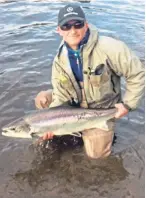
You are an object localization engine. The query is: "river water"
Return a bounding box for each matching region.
[0,0,145,198]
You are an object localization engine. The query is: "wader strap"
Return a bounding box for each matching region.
[79,82,88,108]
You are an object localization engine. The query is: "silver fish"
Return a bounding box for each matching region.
[2,106,116,138]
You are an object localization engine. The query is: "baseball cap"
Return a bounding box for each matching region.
[58,4,86,26]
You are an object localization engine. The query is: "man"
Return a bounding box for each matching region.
[35,4,144,158]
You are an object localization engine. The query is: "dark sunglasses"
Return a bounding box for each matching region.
[60,21,85,31]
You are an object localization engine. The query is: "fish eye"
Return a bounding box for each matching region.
[9,127,16,131]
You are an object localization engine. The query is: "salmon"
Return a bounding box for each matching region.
[2,106,116,139]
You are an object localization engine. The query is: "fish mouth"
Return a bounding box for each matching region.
[2,126,16,134]
[2,129,18,137]
[1,127,32,138]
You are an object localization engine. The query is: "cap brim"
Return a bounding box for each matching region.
[59,17,85,26]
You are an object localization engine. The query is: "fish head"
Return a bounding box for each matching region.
[2,118,32,138]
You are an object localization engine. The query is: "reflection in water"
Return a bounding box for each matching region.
[12,144,129,191]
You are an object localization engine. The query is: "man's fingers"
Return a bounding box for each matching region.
[35,101,43,109]
[40,100,49,109]
[45,93,52,107]
[42,133,48,140]
[35,97,43,109]
[115,111,122,118]
[114,103,129,118]
[35,101,45,109]
[42,132,54,140]
[35,98,49,109]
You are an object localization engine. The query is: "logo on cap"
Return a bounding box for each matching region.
[67,7,73,12]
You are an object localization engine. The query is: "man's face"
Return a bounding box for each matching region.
[57,20,88,49]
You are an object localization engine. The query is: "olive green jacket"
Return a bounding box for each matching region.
[49,25,144,110]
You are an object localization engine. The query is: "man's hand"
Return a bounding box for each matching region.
[35,90,52,109]
[36,132,54,145]
[42,131,54,140]
[115,103,129,118]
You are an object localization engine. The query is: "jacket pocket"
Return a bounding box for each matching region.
[89,64,113,101]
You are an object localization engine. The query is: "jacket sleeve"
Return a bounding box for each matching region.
[49,60,72,108]
[106,39,144,110]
